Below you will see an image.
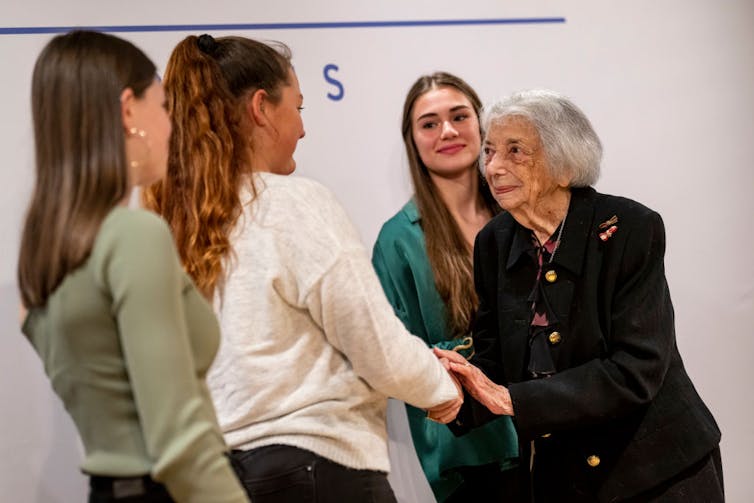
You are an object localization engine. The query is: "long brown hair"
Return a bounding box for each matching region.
[142,35,291,297]
[18,30,156,308]
[401,72,500,337]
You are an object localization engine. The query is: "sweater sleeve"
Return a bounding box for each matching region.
[285,183,458,409]
[308,249,458,409]
[95,211,249,503]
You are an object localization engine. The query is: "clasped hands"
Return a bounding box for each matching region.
[426,348,514,422]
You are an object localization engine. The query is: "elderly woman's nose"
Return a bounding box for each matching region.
[486,152,505,174]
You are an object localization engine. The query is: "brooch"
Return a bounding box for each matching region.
[598,215,618,241]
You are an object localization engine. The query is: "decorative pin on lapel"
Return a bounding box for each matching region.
[598,215,619,241]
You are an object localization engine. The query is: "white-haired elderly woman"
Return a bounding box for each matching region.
[436,90,722,502]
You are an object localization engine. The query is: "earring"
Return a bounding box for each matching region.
[125,127,149,169]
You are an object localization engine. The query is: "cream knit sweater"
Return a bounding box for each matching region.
[208,172,458,473]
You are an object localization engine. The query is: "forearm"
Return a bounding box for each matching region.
[313,251,459,408]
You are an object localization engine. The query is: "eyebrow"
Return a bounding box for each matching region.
[485,137,521,143]
[416,104,472,122]
[484,138,528,148]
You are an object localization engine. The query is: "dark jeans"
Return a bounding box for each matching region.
[230,444,397,503]
[88,475,173,503]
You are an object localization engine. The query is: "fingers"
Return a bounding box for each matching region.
[448,360,474,378]
[433,347,467,365]
[426,397,462,424]
[437,356,451,371]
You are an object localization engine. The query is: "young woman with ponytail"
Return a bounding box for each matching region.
[144,34,462,502]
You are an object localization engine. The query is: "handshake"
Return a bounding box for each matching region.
[425,347,514,423]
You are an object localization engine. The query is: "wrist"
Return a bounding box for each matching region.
[496,384,514,415]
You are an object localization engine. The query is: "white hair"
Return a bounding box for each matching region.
[482,89,602,187]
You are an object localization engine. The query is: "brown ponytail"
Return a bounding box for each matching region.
[143,35,292,297]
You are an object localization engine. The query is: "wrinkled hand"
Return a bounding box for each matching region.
[433,348,514,416]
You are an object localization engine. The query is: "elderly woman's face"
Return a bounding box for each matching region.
[483,117,563,213]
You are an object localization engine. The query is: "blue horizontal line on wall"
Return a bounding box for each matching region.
[0,17,565,35]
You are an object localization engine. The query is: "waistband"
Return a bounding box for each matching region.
[89,474,166,499]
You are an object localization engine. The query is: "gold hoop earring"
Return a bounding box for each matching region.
[126,127,149,169]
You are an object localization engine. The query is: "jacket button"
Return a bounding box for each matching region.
[548,331,562,345]
[586,455,601,467]
[544,270,558,283]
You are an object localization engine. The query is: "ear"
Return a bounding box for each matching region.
[247,88,270,127]
[555,167,573,188]
[120,87,136,131]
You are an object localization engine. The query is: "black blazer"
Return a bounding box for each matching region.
[463,187,720,501]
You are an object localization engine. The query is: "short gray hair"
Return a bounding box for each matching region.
[482,89,602,187]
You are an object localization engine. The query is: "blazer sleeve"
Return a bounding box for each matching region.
[99,212,249,503]
[509,210,677,439]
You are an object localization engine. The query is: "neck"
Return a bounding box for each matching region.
[246,124,277,174]
[511,187,571,244]
[247,142,271,173]
[119,187,135,207]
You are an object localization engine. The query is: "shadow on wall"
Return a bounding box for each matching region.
[0,282,87,502]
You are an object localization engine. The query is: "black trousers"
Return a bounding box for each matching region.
[444,462,527,503]
[230,444,397,503]
[88,475,173,503]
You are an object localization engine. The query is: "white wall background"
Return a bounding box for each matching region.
[1,1,752,501]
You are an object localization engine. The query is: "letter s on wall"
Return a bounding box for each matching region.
[324,64,344,101]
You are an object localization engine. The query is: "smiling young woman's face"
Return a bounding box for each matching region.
[410,86,481,179]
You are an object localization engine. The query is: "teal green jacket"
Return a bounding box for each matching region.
[372,200,518,502]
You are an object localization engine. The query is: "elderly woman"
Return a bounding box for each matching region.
[437,90,722,502]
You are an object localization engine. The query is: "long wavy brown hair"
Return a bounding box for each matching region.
[142,35,291,297]
[401,72,500,337]
[18,31,155,308]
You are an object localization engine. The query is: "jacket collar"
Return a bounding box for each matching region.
[505,187,596,276]
[403,199,421,224]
